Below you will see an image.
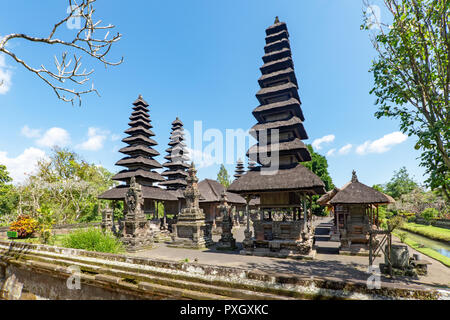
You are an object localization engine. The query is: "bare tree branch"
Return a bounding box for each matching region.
[0,0,123,105]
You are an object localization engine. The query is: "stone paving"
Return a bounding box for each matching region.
[130,217,450,291]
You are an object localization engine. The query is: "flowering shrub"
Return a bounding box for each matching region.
[9,215,38,238]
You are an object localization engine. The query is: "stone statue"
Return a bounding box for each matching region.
[217,191,237,250]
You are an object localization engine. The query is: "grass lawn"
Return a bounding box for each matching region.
[393,230,450,267]
[400,222,450,242]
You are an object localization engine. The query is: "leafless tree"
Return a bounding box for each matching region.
[0,0,123,105]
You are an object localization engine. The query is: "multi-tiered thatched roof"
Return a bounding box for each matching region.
[229,18,325,195]
[234,159,245,179]
[98,95,177,201]
[159,117,189,192]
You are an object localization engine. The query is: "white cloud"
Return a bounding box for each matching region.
[76,127,108,151]
[111,134,121,141]
[21,125,42,139]
[36,127,71,148]
[326,148,336,157]
[0,147,47,183]
[312,134,335,150]
[0,54,12,95]
[338,144,352,155]
[356,131,407,155]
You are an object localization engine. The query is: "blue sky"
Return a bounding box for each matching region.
[0,0,426,188]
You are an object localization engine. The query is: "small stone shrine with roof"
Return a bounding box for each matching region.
[170,163,213,249]
[318,170,394,254]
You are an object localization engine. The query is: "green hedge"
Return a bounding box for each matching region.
[400,223,450,242]
[61,228,124,253]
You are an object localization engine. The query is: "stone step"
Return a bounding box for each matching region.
[0,247,295,300]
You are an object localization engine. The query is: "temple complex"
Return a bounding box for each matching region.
[318,171,394,254]
[98,95,177,216]
[228,17,326,259]
[170,163,213,249]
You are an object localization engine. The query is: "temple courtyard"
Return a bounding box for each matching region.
[129,217,450,291]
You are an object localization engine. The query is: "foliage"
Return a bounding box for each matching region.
[421,207,439,222]
[388,187,448,215]
[36,205,56,244]
[61,228,124,253]
[398,231,408,243]
[400,222,450,242]
[15,147,116,224]
[217,164,231,188]
[0,164,17,218]
[9,215,38,238]
[384,167,418,199]
[372,184,385,192]
[304,145,335,216]
[387,215,405,232]
[363,0,450,200]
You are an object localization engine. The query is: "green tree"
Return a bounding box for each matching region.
[304,145,334,191]
[372,184,385,192]
[0,164,17,218]
[362,0,450,200]
[217,164,231,188]
[303,145,335,216]
[385,167,419,199]
[16,147,116,223]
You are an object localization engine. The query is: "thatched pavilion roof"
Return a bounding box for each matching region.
[198,179,246,205]
[327,171,395,205]
[98,185,177,201]
[228,163,326,195]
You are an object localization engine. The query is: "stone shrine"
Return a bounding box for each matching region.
[170,163,213,249]
[120,177,153,252]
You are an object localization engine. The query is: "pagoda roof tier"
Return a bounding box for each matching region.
[161,169,189,177]
[98,185,177,201]
[265,29,289,44]
[165,145,186,153]
[132,95,149,107]
[132,105,149,113]
[258,67,298,88]
[115,156,163,169]
[128,119,153,129]
[256,82,300,104]
[130,110,149,118]
[159,179,188,188]
[122,135,158,146]
[265,21,288,36]
[118,145,160,157]
[260,57,294,75]
[164,154,190,161]
[129,113,150,122]
[250,116,308,140]
[168,140,186,147]
[228,163,326,195]
[124,126,155,137]
[172,117,183,126]
[253,98,304,122]
[163,161,190,168]
[262,47,291,64]
[112,169,165,183]
[246,139,311,162]
[264,38,290,54]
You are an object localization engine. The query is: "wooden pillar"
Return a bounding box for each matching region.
[245,196,250,232]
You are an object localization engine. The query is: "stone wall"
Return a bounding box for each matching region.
[0,240,447,300]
